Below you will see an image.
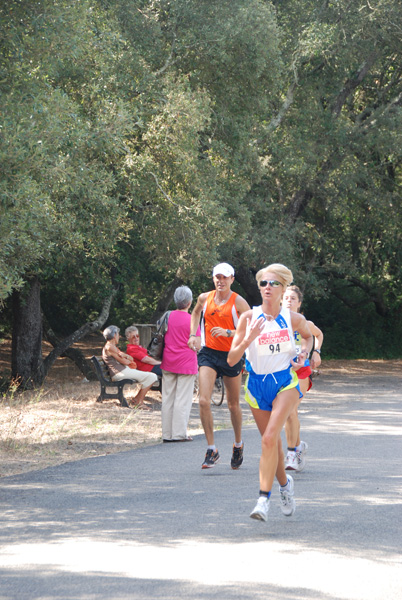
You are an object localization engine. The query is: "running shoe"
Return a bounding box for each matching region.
[295,441,308,472]
[250,497,270,522]
[231,443,244,469]
[300,440,308,454]
[279,475,296,516]
[201,448,220,469]
[285,450,297,471]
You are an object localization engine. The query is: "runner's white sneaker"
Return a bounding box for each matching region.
[300,440,308,454]
[285,450,298,471]
[250,497,270,522]
[279,475,296,516]
[295,441,308,472]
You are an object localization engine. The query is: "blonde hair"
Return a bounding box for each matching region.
[256,263,293,288]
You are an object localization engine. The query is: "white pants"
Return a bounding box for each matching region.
[161,371,196,440]
[112,367,157,389]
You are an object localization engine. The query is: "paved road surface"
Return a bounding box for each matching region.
[0,367,401,599]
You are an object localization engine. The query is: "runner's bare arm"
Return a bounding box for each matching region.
[188,292,208,349]
[235,295,251,316]
[308,320,323,368]
[227,310,263,366]
[290,313,313,369]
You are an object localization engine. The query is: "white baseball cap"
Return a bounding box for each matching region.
[212,263,235,277]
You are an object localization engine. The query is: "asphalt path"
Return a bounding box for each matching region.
[0,367,401,600]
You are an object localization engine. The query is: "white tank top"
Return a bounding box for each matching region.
[245,305,296,375]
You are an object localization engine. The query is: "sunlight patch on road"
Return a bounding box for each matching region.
[304,413,402,436]
[1,539,401,600]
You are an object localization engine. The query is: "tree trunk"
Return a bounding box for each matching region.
[42,287,119,378]
[43,323,97,381]
[11,279,118,389]
[11,276,44,388]
[330,272,389,318]
[151,276,183,322]
[234,266,260,307]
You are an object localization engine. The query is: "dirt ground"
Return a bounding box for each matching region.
[1,333,401,478]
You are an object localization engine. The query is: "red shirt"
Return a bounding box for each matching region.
[126,344,153,372]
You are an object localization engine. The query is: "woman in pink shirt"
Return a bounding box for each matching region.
[160,286,200,442]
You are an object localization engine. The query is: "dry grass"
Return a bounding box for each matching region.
[1,334,401,478]
[0,334,174,478]
[0,379,168,478]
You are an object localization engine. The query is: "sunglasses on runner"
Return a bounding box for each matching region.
[259,279,283,288]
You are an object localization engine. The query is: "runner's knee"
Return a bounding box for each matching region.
[226,396,240,412]
[199,395,212,410]
[261,432,277,453]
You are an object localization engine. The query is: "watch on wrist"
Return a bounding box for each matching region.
[226,329,232,338]
[314,348,321,354]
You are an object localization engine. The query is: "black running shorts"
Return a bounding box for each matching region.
[197,346,243,378]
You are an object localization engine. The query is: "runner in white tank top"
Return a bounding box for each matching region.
[245,305,296,375]
[228,264,313,523]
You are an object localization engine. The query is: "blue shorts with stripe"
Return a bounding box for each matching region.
[244,366,301,412]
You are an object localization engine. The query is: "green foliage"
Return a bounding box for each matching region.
[304,294,402,360]
[0,0,134,299]
[0,0,401,358]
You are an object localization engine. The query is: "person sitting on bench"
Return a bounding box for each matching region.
[102,325,157,409]
[125,326,162,377]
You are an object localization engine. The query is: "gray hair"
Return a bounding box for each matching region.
[174,285,193,309]
[103,325,120,340]
[125,325,139,339]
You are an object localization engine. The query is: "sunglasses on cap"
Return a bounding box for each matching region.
[259,279,283,288]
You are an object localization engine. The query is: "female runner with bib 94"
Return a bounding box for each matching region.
[227,264,313,523]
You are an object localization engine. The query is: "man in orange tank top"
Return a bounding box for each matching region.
[188,263,250,469]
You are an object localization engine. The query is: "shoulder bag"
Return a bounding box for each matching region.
[147,311,171,360]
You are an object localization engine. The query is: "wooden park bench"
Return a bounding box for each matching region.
[91,356,135,408]
[91,355,162,408]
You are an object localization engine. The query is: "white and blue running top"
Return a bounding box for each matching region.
[245,305,297,375]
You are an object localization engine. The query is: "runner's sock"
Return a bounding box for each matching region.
[280,478,291,491]
[259,490,271,499]
[234,441,243,448]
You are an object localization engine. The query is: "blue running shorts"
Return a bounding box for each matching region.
[244,367,301,412]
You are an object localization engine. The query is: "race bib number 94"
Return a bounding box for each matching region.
[257,329,293,355]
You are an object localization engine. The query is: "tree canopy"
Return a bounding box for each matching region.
[1,0,401,384]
